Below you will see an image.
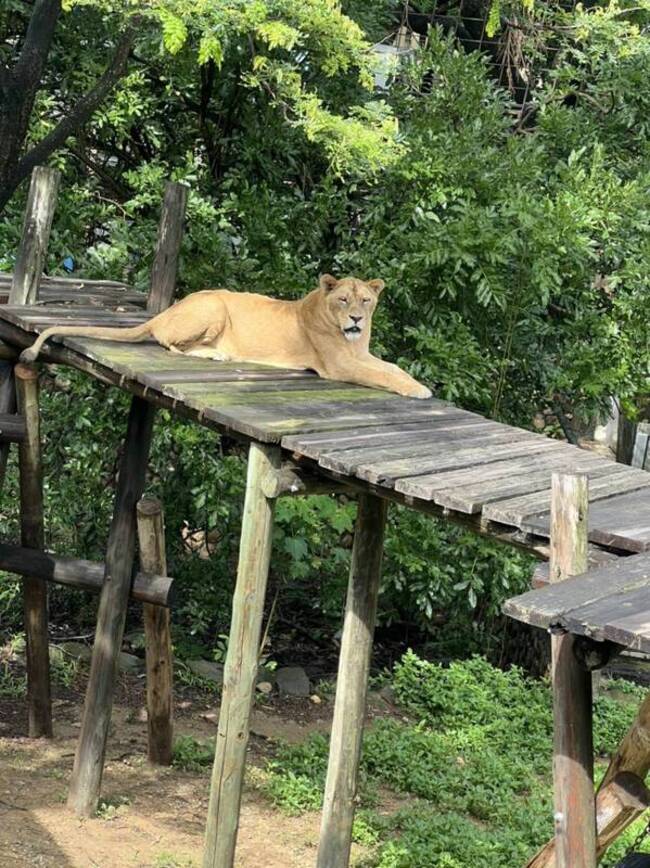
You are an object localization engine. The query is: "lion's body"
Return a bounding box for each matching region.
[21,277,431,399]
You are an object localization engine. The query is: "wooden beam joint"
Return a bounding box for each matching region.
[261,462,349,499]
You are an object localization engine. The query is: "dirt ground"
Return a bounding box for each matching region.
[0,677,374,868]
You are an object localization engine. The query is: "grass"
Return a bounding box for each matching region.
[261,652,650,867]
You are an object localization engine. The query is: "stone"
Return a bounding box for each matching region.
[275,666,310,697]
[187,659,224,685]
[118,652,144,673]
[256,665,277,685]
[310,694,322,704]
[60,641,92,662]
[256,681,273,695]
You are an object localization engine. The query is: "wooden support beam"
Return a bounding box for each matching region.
[67,397,155,817]
[0,413,26,443]
[11,166,61,305]
[137,497,173,766]
[535,474,596,868]
[147,181,188,315]
[15,362,51,738]
[203,442,281,868]
[0,542,175,607]
[317,494,388,868]
[261,462,351,499]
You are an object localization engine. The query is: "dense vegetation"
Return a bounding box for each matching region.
[1,0,649,659]
[173,653,650,866]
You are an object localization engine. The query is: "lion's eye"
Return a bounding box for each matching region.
[362,298,371,304]
[339,298,348,305]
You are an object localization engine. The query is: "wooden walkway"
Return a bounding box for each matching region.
[0,303,648,558]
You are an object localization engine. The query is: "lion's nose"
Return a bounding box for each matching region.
[350,315,363,324]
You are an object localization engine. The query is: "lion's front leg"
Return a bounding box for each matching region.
[324,357,432,399]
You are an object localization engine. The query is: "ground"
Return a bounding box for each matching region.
[0,674,375,868]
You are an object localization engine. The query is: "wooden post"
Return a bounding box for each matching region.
[317,494,388,868]
[11,166,61,305]
[147,181,188,315]
[0,167,59,493]
[67,397,155,817]
[203,442,281,868]
[549,473,596,868]
[15,362,51,738]
[137,497,173,766]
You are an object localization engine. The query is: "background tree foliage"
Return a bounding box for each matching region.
[0,0,648,661]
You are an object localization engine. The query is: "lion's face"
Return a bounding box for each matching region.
[319,274,385,342]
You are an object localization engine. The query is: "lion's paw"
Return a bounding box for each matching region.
[408,383,432,400]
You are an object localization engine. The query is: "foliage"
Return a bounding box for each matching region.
[172,734,215,772]
[263,653,650,867]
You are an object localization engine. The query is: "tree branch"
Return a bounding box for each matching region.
[13,21,137,186]
[11,0,61,94]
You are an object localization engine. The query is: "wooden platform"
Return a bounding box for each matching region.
[0,302,648,556]
[0,273,145,309]
[504,551,650,653]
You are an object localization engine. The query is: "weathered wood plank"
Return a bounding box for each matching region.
[147,181,188,314]
[484,469,650,527]
[522,489,650,554]
[396,448,607,501]
[435,460,625,515]
[560,587,650,653]
[503,552,650,629]
[143,368,316,387]
[354,438,565,486]
[319,427,545,476]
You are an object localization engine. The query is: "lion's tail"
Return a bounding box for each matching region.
[20,321,153,363]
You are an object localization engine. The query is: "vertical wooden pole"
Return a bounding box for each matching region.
[137,497,173,766]
[203,442,281,868]
[11,166,61,305]
[15,362,51,738]
[147,181,188,315]
[317,494,388,868]
[550,473,596,868]
[67,397,155,817]
[0,167,60,493]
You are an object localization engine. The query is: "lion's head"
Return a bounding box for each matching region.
[319,274,385,343]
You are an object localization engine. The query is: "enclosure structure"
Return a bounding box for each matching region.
[1,167,649,867]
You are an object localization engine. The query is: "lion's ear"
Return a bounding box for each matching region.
[367,279,385,296]
[319,274,338,292]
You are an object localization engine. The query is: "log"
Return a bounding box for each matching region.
[147,181,188,315]
[0,413,26,443]
[549,473,596,868]
[67,397,155,816]
[317,494,388,868]
[11,166,61,305]
[137,497,173,765]
[15,362,51,738]
[0,542,175,606]
[203,442,281,868]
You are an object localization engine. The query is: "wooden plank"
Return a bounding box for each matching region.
[282,414,478,458]
[549,474,596,868]
[11,167,61,305]
[137,497,173,766]
[532,547,621,588]
[317,494,387,868]
[560,586,650,653]
[435,460,626,515]
[319,426,544,476]
[484,468,650,527]
[353,438,565,487]
[522,489,650,554]
[204,442,280,868]
[143,368,317,386]
[15,363,51,738]
[67,397,156,817]
[503,552,650,629]
[396,448,607,500]
[147,181,188,314]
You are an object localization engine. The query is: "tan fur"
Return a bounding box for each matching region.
[21,275,431,399]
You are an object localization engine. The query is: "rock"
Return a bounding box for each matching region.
[310,694,322,704]
[187,659,224,685]
[256,665,276,686]
[118,652,144,674]
[275,666,310,697]
[256,681,273,695]
[60,641,92,662]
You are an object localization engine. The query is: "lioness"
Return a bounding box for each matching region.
[21,275,432,399]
